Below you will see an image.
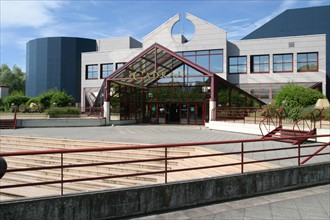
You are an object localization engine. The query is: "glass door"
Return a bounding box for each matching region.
[189,104,196,125]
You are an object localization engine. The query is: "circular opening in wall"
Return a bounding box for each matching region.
[171,18,195,44]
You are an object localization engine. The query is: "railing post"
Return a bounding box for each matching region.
[320,108,323,128]
[61,153,64,196]
[165,146,168,184]
[241,142,244,173]
[298,142,301,166]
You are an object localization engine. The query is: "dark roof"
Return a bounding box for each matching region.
[243,6,330,39]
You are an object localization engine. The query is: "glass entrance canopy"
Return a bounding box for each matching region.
[91,43,264,124]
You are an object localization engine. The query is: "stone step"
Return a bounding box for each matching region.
[6,158,161,184]
[2,144,178,167]
[0,141,192,158]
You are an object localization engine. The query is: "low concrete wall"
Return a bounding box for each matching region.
[206,121,265,135]
[16,118,106,128]
[1,162,329,220]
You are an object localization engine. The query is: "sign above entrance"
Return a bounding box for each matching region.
[129,71,185,80]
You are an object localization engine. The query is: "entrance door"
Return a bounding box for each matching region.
[166,103,180,124]
[188,103,204,125]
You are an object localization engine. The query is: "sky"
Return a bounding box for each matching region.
[1,0,329,71]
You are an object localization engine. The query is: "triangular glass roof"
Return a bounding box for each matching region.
[100,43,264,105]
[106,43,214,88]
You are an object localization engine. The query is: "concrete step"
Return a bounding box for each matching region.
[2,144,178,167]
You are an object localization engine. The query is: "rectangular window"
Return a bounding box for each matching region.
[229,56,247,74]
[116,62,125,70]
[86,65,98,79]
[251,55,269,73]
[179,49,223,73]
[101,63,113,79]
[273,54,293,73]
[297,52,318,72]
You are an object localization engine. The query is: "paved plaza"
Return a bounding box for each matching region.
[1,124,329,167]
[1,125,329,219]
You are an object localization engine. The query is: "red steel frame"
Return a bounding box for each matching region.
[0,134,329,196]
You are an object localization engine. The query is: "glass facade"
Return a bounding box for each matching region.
[177,49,223,73]
[297,52,318,71]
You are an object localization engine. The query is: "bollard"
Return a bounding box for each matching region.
[0,157,7,179]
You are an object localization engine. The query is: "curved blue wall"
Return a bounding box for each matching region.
[26,37,96,102]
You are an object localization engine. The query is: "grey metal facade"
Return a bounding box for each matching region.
[26,37,96,102]
[243,5,330,98]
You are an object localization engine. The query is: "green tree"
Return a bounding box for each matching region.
[0,64,26,94]
[274,84,325,120]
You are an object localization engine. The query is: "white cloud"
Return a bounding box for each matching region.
[225,0,300,39]
[308,0,329,6]
[0,1,65,28]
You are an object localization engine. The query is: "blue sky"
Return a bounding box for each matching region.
[1,0,329,71]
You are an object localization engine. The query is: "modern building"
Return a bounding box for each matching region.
[26,37,96,102]
[25,6,329,125]
[242,6,330,98]
[81,8,327,125]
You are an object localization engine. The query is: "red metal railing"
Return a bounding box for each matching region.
[0,134,329,198]
[13,108,17,129]
[293,109,317,134]
[211,107,261,123]
[85,106,104,118]
[259,107,285,137]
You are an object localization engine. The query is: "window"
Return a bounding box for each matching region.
[101,63,113,79]
[86,65,98,79]
[179,49,223,73]
[229,56,247,74]
[116,62,125,70]
[251,55,269,73]
[273,54,293,72]
[297,52,318,72]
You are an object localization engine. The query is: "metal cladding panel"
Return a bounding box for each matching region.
[26,37,96,102]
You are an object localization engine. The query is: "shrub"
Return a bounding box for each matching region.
[38,90,73,109]
[274,84,324,120]
[3,94,30,111]
[46,107,80,117]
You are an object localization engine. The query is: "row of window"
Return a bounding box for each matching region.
[229,52,318,74]
[86,63,125,79]
[86,51,318,79]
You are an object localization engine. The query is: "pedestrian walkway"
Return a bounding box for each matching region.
[1,125,329,219]
[133,184,330,220]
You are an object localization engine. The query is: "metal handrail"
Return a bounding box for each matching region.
[293,108,321,136]
[0,134,329,197]
[13,108,17,129]
[211,106,261,123]
[86,106,104,118]
[259,107,285,137]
